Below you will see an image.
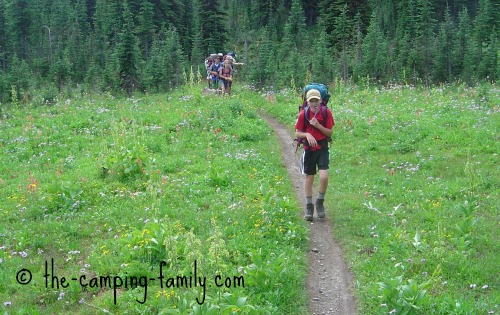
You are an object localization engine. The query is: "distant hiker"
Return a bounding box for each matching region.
[295,89,335,221]
[210,56,222,92]
[205,53,217,89]
[219,59,233,95]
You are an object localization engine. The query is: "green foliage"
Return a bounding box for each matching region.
[115,2,140,95]
[258,83,500,314]
[0,0,498,98]
[0,87,310,313]
[99,120,152,182]
[378,275,431,315]
[45,181,85,213]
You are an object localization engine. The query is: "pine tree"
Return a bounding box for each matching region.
[137,0,155,59]
[415,0,437,85]
[163,27,186,88]
[434,6,454,82]
[5,0,32,60]
[474,0,499,80]
[334,4,353,83]
[311,26,335,85]
[369,0,396,36]
[395,0,420,83]
[115,1,140,95]
[286,0,306,47]
[142,31,164,93]
[362,12,388,81]
[8,54,32,98]
[197,0,227,53]
[0,0,8,71]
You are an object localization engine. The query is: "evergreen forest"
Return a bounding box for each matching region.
[0,0,498,102]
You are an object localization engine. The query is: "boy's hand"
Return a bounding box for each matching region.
[306,133,317,147]
[310,117,319,128]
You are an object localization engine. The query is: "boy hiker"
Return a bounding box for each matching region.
[209,55,222,92]
[205,53,217,89]
[295,89,335,221]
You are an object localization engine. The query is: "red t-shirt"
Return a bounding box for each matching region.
[295,107,335,141]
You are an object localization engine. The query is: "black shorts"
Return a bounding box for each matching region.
[300,142,330,175]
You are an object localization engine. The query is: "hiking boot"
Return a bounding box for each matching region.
[304,203,314,221]
[316,199,325,219]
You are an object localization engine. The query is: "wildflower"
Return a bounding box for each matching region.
[20,251,28,258]
[3,301,11,306]
[482,285,489,290]
[470,284,477,289]
[57,291,65,300]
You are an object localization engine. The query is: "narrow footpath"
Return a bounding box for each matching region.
[260,113,358,315]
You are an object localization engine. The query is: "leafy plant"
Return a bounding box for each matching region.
[378,275,431,315]
[99,120,152,182]
[45,181,84,212]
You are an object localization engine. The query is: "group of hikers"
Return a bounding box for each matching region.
[206,51,335,221]
[204,52,241,96]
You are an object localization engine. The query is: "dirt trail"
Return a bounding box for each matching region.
[260,113,358,315]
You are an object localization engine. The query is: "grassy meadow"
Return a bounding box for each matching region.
[261,82,499,314]
[0,88,309,314]
[0,82,499,314]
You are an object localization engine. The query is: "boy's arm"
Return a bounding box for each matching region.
[309,119,333,137]
[295,130,318,147]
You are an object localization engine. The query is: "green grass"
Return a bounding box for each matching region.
[1,82,498,314]
[0,89,308,314]
[257,82,499,314]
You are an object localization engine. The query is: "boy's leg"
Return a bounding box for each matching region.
[315,145,330,219]
[316,169,329,219]
[302,149,318,221]
[318,169,329,194]
[304,174,315,221]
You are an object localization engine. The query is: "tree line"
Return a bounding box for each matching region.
[0,0,498,102]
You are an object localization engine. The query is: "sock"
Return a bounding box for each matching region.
[306,196,313,204]
[317,192,325,200]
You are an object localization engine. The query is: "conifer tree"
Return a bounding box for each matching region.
[474,0,499,80]
[435,7,454,82]
[286,0,306,48]
[362,13,388,81]
[190,0,207,66]
[311,26,335,85]
[5,0,32,60]
[0,0,7,71]
[197,0,227,53]
[415,0,437,85]
[334,4,353,83]
[276,0,306,86]
[137,0,155,59]
[142,31,164,93]
[115,1,140,95]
